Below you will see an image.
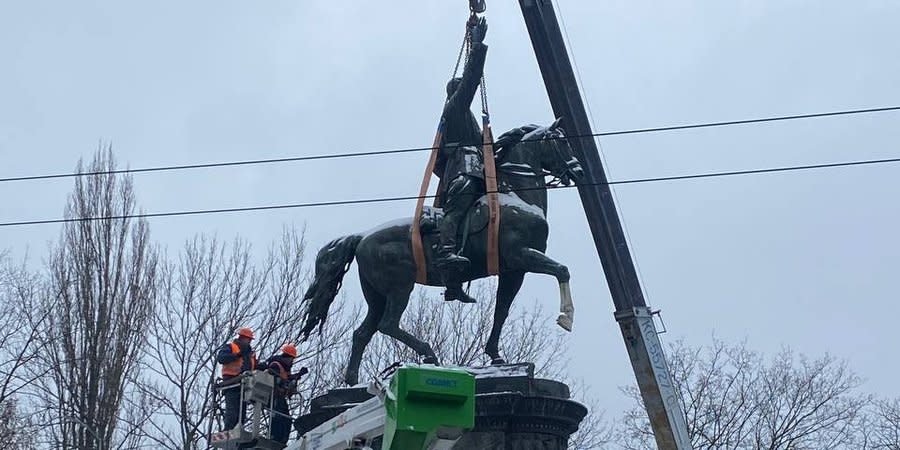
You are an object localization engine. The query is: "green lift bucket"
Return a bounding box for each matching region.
[381,365,475,450]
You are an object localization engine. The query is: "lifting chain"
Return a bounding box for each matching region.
[451,0,487,82]
[472,1,490,118]
[450,25,471,80]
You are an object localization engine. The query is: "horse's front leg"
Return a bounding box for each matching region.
[507,248,575,331]
[485,271,525,364]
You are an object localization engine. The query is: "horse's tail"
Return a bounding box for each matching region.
[300,234,363,339]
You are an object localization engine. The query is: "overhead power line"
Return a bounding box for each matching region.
[1,155,898,228]
[1,105,898,184]
[596,105,900,136]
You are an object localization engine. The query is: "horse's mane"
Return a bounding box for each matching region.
[494,124,541,162]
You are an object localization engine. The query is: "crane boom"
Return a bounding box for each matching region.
[517,1,691,448]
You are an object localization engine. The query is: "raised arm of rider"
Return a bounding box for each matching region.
[444,18,488,119]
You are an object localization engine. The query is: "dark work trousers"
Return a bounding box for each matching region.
[270,396,291,443]
[222,384,245,430]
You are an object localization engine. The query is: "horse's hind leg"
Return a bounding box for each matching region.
[378,285,438,364]
[485,271,525,364]
[345,275,385,386]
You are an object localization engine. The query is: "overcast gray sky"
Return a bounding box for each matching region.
[2,0,899,419]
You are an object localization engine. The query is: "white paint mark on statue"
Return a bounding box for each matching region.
[557,281,574,332]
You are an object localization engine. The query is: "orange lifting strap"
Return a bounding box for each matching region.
[482,116,500,276]
[410,130,443,284]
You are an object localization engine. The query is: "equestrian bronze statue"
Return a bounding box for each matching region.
[300,120,584,385]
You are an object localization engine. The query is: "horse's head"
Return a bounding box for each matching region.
[515,118,584,187]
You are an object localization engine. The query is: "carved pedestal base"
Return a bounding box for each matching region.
[294,363,587,450]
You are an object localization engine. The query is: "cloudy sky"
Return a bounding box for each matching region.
[2,0,899,418]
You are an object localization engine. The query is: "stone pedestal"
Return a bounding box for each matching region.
[294,363,587,449]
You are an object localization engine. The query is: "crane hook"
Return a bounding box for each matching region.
[469,0,486,14]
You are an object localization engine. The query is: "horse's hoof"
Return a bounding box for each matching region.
[490,357,506,365]
[422,355,439,365]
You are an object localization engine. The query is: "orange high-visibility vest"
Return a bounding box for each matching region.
[270,360,289,381]
[221,342,257,377]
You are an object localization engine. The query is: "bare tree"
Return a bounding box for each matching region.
[752,350,867,449]
[292,298,359,413]
[860,398,900,450]
[139,235,268,450]
[0,397,36,449]
[619,339,869,450]
[619,339,759,449]
[138,227,357,449]
[247,226,360,415]
[252,226,310,352]
[34,147,158,450]
[568,389,615,450]
[0,257,46,414]
[0,257,40,450]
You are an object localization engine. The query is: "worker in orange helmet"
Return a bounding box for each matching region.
[261,343,309,444]
[216,327,257,430]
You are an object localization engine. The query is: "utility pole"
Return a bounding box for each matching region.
[517,1,692,448]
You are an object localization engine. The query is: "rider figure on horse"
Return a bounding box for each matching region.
[433,16,488,304]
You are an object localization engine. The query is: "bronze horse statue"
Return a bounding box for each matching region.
[300,120,584,385]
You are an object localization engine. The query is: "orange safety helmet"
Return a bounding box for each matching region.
[281,343,298,358]
[237,327,255,340]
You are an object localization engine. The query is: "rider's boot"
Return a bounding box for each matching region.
[436,218,476,304]
[445,278,477,304]
[436,245,476,303]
